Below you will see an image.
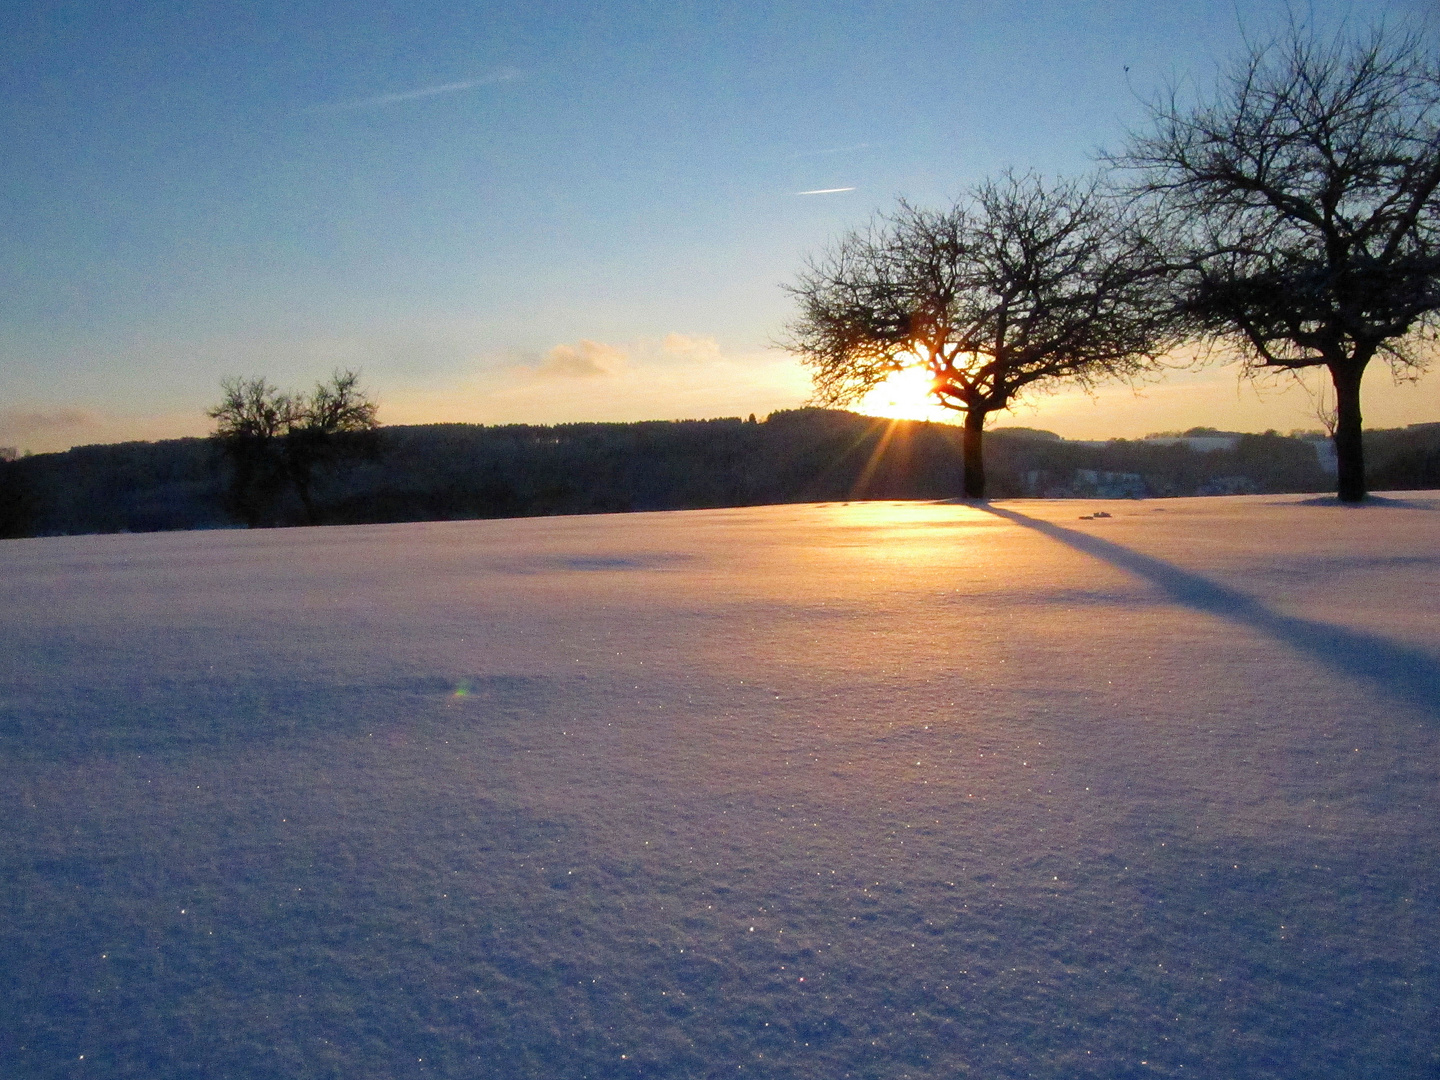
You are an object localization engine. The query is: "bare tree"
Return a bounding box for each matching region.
[207,376,297,441]
[207,370,379,526]
[283,370,381,523]
[1117,21,1440,501]
[206,377,297,527]
[782,173,1176,498]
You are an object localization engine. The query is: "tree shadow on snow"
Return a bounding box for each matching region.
[979,504,1440,723]
[1286,493,1440,510]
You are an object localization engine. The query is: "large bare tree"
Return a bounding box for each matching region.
[783,174,1175,498]
[1117,22,1440,502]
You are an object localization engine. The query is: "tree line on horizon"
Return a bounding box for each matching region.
[783,19,1440,503]
[4,411,1439,540]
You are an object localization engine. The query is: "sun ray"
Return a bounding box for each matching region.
[851,417,904,498]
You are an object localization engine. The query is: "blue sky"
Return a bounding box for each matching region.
[3,0,1436,452]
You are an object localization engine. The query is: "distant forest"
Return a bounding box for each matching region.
[3,409,1439,539]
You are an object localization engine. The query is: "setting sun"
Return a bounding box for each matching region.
[855,365,956,423]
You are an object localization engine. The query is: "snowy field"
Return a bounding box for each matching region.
[3,494,1439,1080]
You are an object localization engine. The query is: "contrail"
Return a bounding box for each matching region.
[313,70,520,112]
[795,143,873,157]
[795,187,856,195]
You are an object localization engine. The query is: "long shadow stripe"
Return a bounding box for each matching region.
[980,504,1440,723]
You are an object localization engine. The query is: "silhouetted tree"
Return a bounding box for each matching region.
[1117,21,1440,501]
[206,376,295,526]
[783,173,1175,498]
[283,370,381,523]
[207,370,379,526]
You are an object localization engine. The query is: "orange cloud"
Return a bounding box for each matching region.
[537,340,627,378]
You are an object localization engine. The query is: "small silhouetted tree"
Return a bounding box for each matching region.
[283,370,381,523]
[783,173,1176,498]
[207,376,295,526]
[208,370,379,526]
[1117,21,1440,501]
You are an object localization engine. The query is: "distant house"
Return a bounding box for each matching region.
[1140,434,1240,453]
[1196,475,1260,496]
[1074,469,1148,498]
[1300,437,1339,474]
[1023,468,1148,498]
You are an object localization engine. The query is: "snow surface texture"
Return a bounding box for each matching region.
[3,494,1439,1079]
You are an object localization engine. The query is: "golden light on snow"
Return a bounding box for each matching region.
[854,365,956,423]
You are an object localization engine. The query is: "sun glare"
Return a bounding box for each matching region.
[855,366,955,423]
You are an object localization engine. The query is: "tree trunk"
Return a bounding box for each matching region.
[1330,360,1367,503]
[285,437,319,525]
[962,409,986,499]
[295,476,316,525]
[226,439,268,528]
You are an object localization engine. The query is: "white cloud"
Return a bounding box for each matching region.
[537,340,627,378]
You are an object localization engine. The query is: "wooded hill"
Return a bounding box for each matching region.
[2,409,1438,538]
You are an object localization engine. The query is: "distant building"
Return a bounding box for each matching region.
[1303,438,1338,474]
[1197,475,1260,496]
[1023,468,1148,498]
[1141,435,1240,453]
[1074,469,1148,498]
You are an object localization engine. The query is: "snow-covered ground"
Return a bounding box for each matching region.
[3,494,1438,1079]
